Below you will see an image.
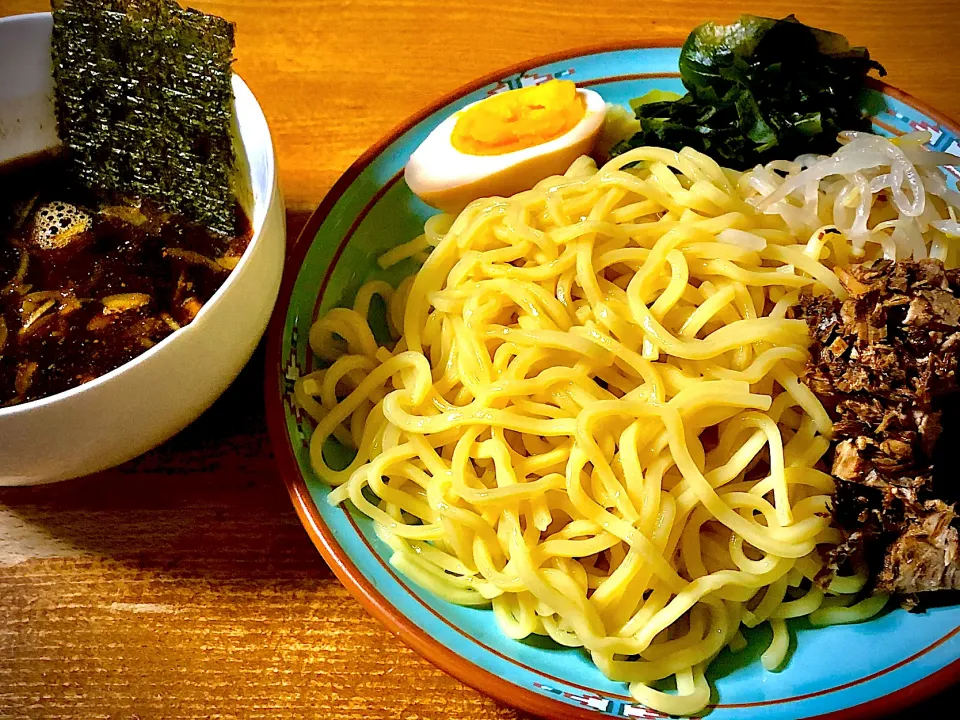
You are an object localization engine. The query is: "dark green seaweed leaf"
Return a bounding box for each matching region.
[612,15,886,170]
[51,0,237,234]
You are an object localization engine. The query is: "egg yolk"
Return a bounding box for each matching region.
[451,80,586,156]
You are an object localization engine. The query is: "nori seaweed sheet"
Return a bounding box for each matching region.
[51,0,237,235]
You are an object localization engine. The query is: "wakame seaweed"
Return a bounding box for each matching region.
[612,15,886,170]
[51,0,237,234]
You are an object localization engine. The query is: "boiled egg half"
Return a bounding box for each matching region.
[405,80,607,212]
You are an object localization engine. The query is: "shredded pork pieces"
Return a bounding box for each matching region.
[799,259,960,600]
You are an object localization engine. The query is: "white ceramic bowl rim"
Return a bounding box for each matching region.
[0,11,276,419]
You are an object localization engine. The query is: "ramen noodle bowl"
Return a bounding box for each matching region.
[296,137,959,715]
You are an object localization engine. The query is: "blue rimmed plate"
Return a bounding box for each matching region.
[265,44,960,720]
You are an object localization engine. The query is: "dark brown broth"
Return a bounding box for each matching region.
[0,152,251,406]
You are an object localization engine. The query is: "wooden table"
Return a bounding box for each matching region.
[1,1,957,718]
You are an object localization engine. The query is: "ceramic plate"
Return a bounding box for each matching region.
[266,44,960,720]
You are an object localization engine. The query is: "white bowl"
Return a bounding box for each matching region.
[0,13,286,485]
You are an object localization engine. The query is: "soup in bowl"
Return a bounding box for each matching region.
[0,12,285,485]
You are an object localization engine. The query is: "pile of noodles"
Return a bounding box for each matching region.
[295,131,958,716]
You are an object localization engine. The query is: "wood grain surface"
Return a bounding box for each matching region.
[0,1,958,718]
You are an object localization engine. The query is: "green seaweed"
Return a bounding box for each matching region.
[51,0,238,234]
[612,15,886,170]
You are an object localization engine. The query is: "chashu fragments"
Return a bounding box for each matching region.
[798,259,960,599]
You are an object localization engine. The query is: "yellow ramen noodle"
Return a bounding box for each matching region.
[297,147,885,716]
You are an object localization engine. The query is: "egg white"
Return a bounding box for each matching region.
[404,88,607,212]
